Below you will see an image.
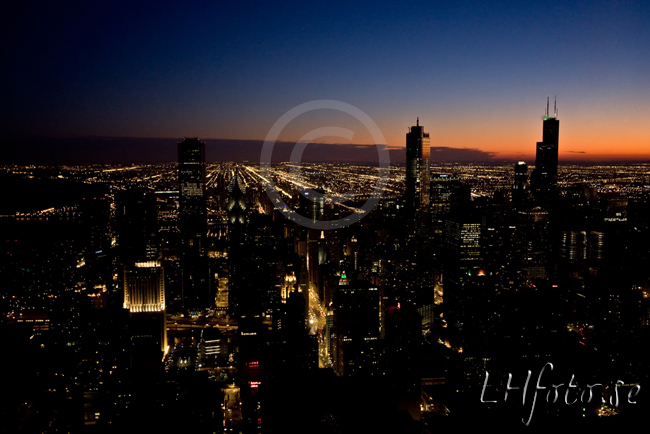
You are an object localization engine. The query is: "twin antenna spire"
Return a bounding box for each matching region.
[546,96,558,119]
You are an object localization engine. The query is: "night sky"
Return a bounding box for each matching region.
[2,1,649,162]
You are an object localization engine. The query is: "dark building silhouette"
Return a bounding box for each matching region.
[112,189,168,370]
[178,138,210,310]
[333,275,381,376]
[226,171,249,319]
[441,209,483,328]
[178,138,207,255]
[405,118,430,220]
[384,300,423,421]
[77,197,111,256]
[430,173,467,239]
[115,189,159,262]
[531,97,559,202]
[227,172,285,325]
[516,206,550,284]
[299,186,325,224]
[512,161,528,208]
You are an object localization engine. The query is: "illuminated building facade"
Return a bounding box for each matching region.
[123,260,167,366]
[123,261,165,313]
[198,326,227,368]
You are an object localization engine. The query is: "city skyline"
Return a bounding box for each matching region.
[3,1,649,162]
[5,155,650,430]
[4,120,650,429]
[4,2,650,431]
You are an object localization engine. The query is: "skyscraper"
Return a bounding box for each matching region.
[405,118,430,219]
[123,260,167,368]
[226,171,249,319]
[115,189,159,262]
[124,261,166,314]
[178,138,210,310]
[178,138,207,256]
[333,276,381,376]
[531,97,559,202]
[512,161,529,208]
[430,173,463,237]
[442,212,483,327]
[516,206,550,283]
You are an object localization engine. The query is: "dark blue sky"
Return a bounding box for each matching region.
[2,1,649,161]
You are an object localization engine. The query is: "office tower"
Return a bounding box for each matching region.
[226,172,249,318]
[384,300,423,420]
[227,169,286,324]
[442,214,482,326]
[405,118,430,219]
[430,173,463,238]
[555,187,605,277]
[178,138,207,255]
[124,261,166,313]
[248,213,284,317]
[515,206,550,284]
[123,260,167,367]
[531,97,559,202]
[299,186,325,224]
[559,230,604,263]
[214,272,229,317]
[115,189,159,263]
[333,276,381,376]
[178,138,209,310]
[226,171,247,226]
[77,197,111,256]
[602,193,629,266]
[444,220,482,270]
[198,326,227,368]
[512,161,528,208]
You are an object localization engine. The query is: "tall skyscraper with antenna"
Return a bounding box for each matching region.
[405,118,430,220]
[531,97,559,203]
